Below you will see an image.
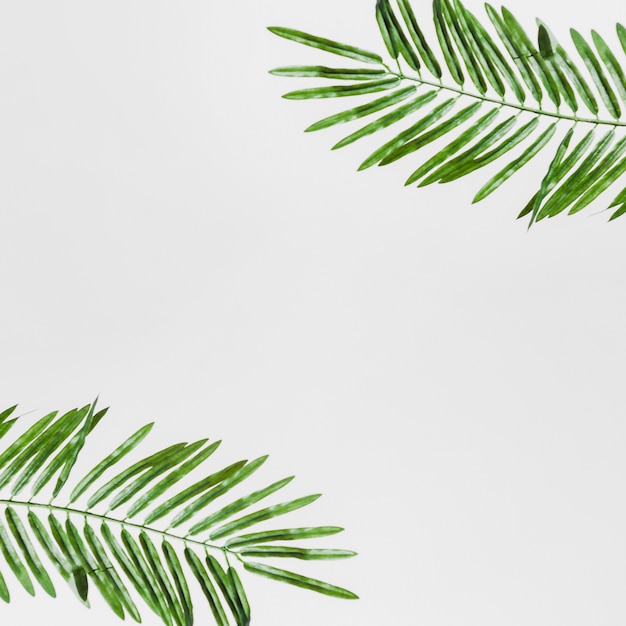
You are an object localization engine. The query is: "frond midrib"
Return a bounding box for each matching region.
[0,497,239,560]
[384,66,626,127]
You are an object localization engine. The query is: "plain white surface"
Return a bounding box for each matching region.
[1,0,626,624]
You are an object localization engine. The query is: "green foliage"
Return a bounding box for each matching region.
[0,402,357,624]
[269,0,626,224]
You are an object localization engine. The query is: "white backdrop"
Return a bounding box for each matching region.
[1,1,625,624]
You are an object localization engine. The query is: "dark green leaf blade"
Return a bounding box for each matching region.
[0,517,35,595]
[127,439,221,519]
[359,97,458,170]
[592,30,626,104]
[405,107,500,185]
[207,494,322,541]
[169,456,268,529]
[87,442,187,509]
[189,475,295,537]
[144,460,247,526]
[433,0,464,85]
[571,28,621,118]
[333,90,439,150]
[83,522,142,622]
[397,0,442,77]
[5,507,55,597]
[474,122,558,202]
[381,101,482,166]
[270,66,386,80]
[225,526,344,549]
[305,86,417,132]
[268,26,383,64]
[140,532,185,626]
[0,411,58,474]
[243,561,358,600]
[162,541,194,626]
[239,546,356,560]
[69,422,154,504]
[184,548,229,626]
[283,77,401,100]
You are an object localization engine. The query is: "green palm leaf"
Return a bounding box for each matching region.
[269,1,626,224]
[0,402,356,624]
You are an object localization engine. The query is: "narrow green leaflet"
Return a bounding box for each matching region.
[441,0,487,94]
[377,0,422,72]
[406,107,501,185]
[64,518,125,617]
[0,407,17,427]
[474,122,557,202]
[419,113,519,184]
[144,460,247,525]
[0,568,8,603]
[455,0,506,98]
[381,101,483,166]
[169,456,269,529]
[461,2,525,102]
[305,86,417,132]
[569,153,626,214]
[126,439,222,519]
[501,7,560,108]
[87,442,188,509]
[188,476,295,536]
[228,567,250,626]
[205,554,247,626]
[162,541,194,626]
[270,66,386,80]
[83,523,142,622]
[9,407,87,495]
[102,524,165,620]
[267,26,383,64]
[359,97,458,170]
[0,518,34,595]
[484,3,542,103]
[70,421,154,503]
[238,547,356,560]
[571,29,621,118]
[333,90,439,149]
[244,562,358,600]
[282,77,401,100]
[0,421,17,443]
[433,0,464,85]
[591,30,626,104]
[139,532,185,626]
[438,116,542,183]
[225,526,344,549]
[51,403,107,498]
[5,508,55,597]
[207,494,322,541]
[0,411,58,473]
[184,549,229,626]
[27,512,72,582]
[396,0,442,77]
[538,129,616,218]
[107,440,207,512]
[610,201,626,220]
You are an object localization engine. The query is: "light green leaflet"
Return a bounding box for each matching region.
[0,403,356,625]
[269,0,626,224]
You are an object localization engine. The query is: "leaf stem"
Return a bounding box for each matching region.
[388,69,626,128]
[1,498,239,558]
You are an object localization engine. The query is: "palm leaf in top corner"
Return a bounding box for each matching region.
[269,0,626,225]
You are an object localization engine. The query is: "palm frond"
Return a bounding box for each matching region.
[0,402,357,625]
[269,0,626,224]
